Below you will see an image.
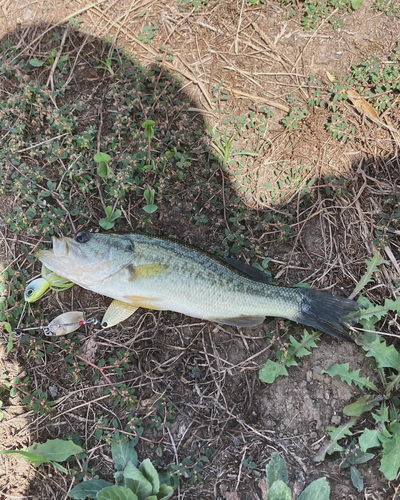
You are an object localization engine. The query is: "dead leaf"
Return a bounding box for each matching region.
[81,336,97,364]
[220,484,241,500]
[347,89,380,121]
[258,477,268,500]
[326,71,336,82]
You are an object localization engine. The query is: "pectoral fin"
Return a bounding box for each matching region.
[211,315,266,327]
[101,300,139,328]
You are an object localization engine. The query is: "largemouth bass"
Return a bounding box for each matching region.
[36,232,359,341]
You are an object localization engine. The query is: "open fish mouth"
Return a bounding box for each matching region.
[35,236,79,277]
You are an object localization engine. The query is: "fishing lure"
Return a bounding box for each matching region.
[24,264,74,303]
[13,311,98,337]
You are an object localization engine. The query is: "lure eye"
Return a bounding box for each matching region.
[76,232,90,243]
[26,288,34,297]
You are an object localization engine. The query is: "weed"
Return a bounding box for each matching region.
[313,255,400,487]
[373,0,400,17]
[143,188,158,214]
[0,438,82,474]
[69,436,174,499]
[307,42,400,145]
[99,206,122,230]
[142,119,155,166]
[259,327,321,384]
[177,0,210,12]
[94,152,112,178]
[266,452,330,499]
[167,445,214,485]
[96,45,118,75]
[138,25,159,45]
[282,95,309,131]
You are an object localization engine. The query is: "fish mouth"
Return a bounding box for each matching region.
[35,235,79,275]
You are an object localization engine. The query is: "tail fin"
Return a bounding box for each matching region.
[296,289,359,342]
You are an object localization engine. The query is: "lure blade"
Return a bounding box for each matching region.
[48,311,84,336]
[101,300,138,328]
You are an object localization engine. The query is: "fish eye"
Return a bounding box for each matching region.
[76,232,90,243]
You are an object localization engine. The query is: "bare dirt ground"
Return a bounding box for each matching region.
[0,1,400,499]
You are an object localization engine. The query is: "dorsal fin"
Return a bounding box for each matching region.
[220,257,272,284]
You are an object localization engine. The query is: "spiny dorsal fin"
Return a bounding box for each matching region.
[220,257,272,284]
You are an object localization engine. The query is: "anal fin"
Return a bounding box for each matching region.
[101,300,138,328]
[211,315,266,327]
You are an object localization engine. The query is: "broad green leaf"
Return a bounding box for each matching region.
[340,447,374,468]
[139,459,160,494]
[111,438,138,472]
[266,453,288,488]
[0,450,47,467]
[259,360,288,384]
[297,477,330,500]
[123,462,152,498]
[322,363,378,392]
[359,428,381,451]
[25,439,82,462]
[344,395,381,417]
[110,209,122,221]
[158,484,174,500]
[69,479,114,499]
[0,321,12,333]
[360,333,400,369]
[266,479,291,500]
[94,152,111,163]
[314,420,357,462]
[141,120,155,139]
[29,58,44,67]
[105,206,113,218]
[143,204,158,214]
[351,0,365,9]
[99,218,115,230]
[380,421,400,480]
[350,466,363,492]
[350,253,387,299]
[97,162,109,178]
[142,120,155,128]
[97,486,138,500]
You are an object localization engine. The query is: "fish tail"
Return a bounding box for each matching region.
[296,288,359,342]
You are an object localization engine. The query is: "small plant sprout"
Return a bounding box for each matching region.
[96,45,118,75]
[94,152,112,178]
[141,119,155,166]
[100,205,122,230]
[143,188,158,214]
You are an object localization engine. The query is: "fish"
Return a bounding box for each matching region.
[35,231,360,341]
